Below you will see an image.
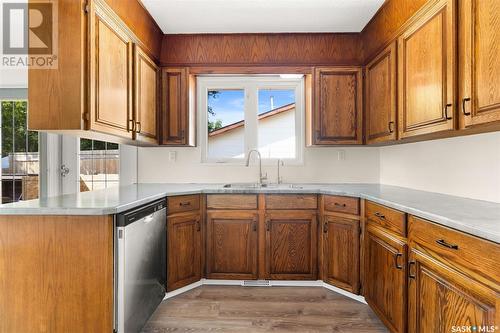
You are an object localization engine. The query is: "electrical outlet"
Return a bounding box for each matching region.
[168,151,177,162]
[337,150,346,161]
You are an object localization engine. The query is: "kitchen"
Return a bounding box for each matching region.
[0,0,499,332]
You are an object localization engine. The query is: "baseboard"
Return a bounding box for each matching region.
[165,279,366,304]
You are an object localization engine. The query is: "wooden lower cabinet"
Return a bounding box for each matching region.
[206,210,258,279]
[167,211,202,291]
[322,215,360,293]
[408,247,498,333]
[364,224,407,333]
[265,211,317,280]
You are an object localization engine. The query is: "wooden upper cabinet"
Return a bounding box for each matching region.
[88,1,134,139]
[206,211,258,280]
[459,0,500,128]
[161,68,195,146]
[364,224,407,333]
[312,67,363,145]
[366,42,397,144]
[167,212,201,291]
[134,45,159,144]
[265,211,317,280]
[397,0,456,139]
[322,215,360,294]
[408,248,498,333]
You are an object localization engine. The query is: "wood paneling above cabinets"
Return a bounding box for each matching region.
[161,34,363,66]
[365,42,397,144]
[459,0,500,129]
[311,67,363,145]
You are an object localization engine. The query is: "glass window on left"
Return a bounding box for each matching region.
[79,139,119,192]
[0,101,39,203]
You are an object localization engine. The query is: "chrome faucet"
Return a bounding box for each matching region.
[277,159,284,184]
[245,149,267,185]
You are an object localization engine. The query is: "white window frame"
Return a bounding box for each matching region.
[198,76,304,165]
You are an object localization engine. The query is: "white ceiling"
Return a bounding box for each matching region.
[141,0,385,34]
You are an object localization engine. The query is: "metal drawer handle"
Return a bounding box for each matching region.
[394,253,403,270]
[252,219,257,232]
[374,212,386,220]
[436,239,459,250]
[462,97,471,116]
[136,121,141,133]
[334,202,346,207]
[408,261,416,279]
[196,219,201,231]
[323,221,328,233]
[444,103,453,120]
[179,202,191,207]
[388,121,395,133]
[266,219,271,231]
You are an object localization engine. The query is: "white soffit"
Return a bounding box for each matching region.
[141,0,385,34]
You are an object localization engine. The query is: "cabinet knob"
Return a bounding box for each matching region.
[462,97,471,116]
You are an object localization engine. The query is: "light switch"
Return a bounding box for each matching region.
[337,150,345,161]
[168,151,177,162]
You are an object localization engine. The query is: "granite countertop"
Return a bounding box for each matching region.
[0,183,499,243]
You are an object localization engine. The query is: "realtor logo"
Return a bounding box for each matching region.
[1,1,58,68]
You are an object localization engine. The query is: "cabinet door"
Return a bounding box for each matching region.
[89,2,133,138]
[265,211,317,280]
[134,45,159,144]
[366,42,397,144]
[364,225,407,333]
[167,212,201,291]
[322,215,360,294]
[459,0,500,128]
[397,0,456,139]
[408,248,498,333]
[206,211,258,279]
[161,68,194,146]
[313,67,363,145]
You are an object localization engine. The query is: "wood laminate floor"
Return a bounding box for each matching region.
[142,286,389,333]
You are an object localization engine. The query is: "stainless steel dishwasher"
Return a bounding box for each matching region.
[115,199,167,333]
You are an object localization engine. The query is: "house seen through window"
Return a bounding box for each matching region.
[201,76,303,163]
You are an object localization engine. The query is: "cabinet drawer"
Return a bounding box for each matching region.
[323,195,359,215]
[408,215,500,284]
[265,194,317,210]
[366,201,406,237]
[206,194,258,210]
[168,195,200,214]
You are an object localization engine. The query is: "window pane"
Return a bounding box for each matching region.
[1,101,39,203]
[79,139,119,192]
[207,89,245,159]
[257,89,296,159]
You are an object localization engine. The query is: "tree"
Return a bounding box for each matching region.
[207,90,223,132]
[1,101,38,157]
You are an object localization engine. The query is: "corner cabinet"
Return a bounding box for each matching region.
[161,68,196,146]
[312,67,363,145]
[365,42,397,144]
[134,45,159,144]
[459,0,500,128]
[265,211,318,280]
[397,0,456,139]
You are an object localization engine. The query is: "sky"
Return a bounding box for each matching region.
[208,89,295,126]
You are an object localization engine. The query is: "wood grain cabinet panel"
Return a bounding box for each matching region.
[167,212,201,291]
[134,44,159,144]
[459,0,500,128]
[366,201,407,238]
[168,195,201,215]
[322,215,360,294]
[89,2,134,139]
[366,42,397,144]
[206,211,258,279]
[313,67,363,145]
[408,248,498,333]
[265,211,317,280]
[161,67,195,146]
[364,224,407,333]
[397,0,456,139]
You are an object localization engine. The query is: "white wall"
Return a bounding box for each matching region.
[379,132,500,203]
[138,146,380,184]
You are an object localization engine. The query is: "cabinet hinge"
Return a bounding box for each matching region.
[83,112,90,121]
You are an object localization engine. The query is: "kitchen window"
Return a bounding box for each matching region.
[79,139,120,192]
[198,76,304,163]
[0,100,39,203]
